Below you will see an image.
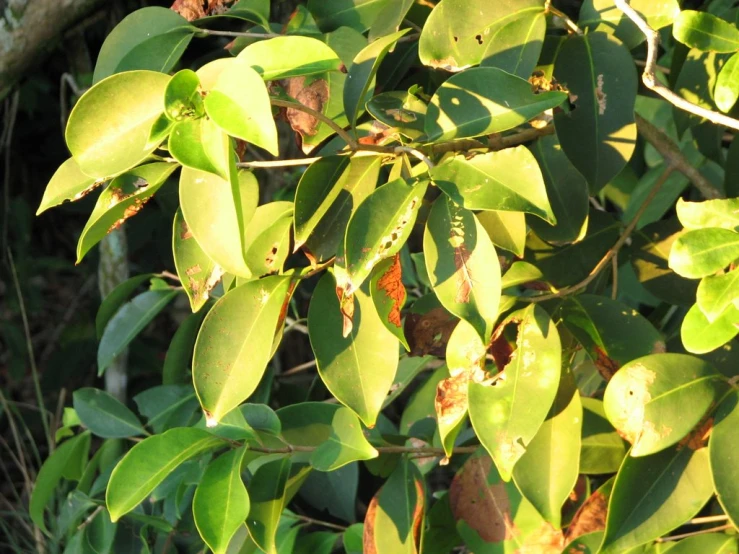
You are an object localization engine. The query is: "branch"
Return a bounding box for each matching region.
[614,0,739,132]
[525,166,675,303]
[544,1,583,35]
[247,444,479,455]
[0,0,107,98]
[635,114,724,200]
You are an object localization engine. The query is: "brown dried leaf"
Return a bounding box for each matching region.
[335,286,355,338]
[170,0,232,20]
[282,76,329,139]
[678,417,713,451]
[376,254,405,328]
[565,488,609,543]
[404,307,458,357]
[594,346,620,382]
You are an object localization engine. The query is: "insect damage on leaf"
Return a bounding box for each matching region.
[608,363,658,445]
[375,254,405,328]
[189,264,225,307]
[180,219,194,240]
[595,74,607,115]
[449,209,474,303]
[335,285,355,338]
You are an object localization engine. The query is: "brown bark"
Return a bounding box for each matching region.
[0,0,106,98]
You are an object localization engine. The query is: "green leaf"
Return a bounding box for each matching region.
[673,49,729,135]
[163,311,207,385]
[669,228,739,279]
[553,32,638,192]
[307,0,392,32]
[299,466,358,524]
[134,385,198,433]
[666,534,739,554]
[365,90,427,140]
[715,52,739,112]
[164,69,203,121]
[710,391,739,528]
[579,0,680,50]
[193,275,292,424]
[193,447,249,554]
[343,29,409,129]
[604,353,722,456]
[367,0,414,42]
[469,304,561,480]
[169,118,231,180]
[557,295,665,380]
[681,302,739,354]
[37,157,100,215]
[480,9,545,79]
[344,178,427,294]
[677,197,739,231]
[418,0,544,72]
[246,458,291,554]
[599,446,714,553]
[66,71,171,179]
[477,210,527,257]
[73,388,146,439]
[203,59,278,155]
[180,166,259,278]
[173,209,223,312]
[308,272,398,427]
[209,0,270,26]
[278,402,340,463]
[363,460,424,552]
[580,398,628,474]
[30,432,91,534]
[431,146,555,224]
[369,255,409,350]
[512,370,581,527]
[501,260,544,289]
[424,195,501,342]
[106,428,222,522]
[245,215,292,277]
[425,67,567,142]
[697,270,739,322]
[237,36,342,80]
[77,162,177,262]
[528,134,589,244]
[294,155,380,262]
[93,7,194,83]
[97,289,177,375]
[96,273,155,339]
[311,407,378,471]
[674,10,739,53]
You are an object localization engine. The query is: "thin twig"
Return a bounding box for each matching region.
[282,513,347,531]
[635,114,723,200]
[526,166,674,303]
[278,360,317,378]
[283,317,309,335]
[689,514,730,525]
[394,145,435,170]
[2,91,19,258]
[7,249,52,452]
[247,444,478,455]
[615,0,739,131]
[611,253,619,300]
[634,59,670,75]
[656,524,734,542]
[271,98,359,150]
[196,28,282,39]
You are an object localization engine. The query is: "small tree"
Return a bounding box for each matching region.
[30,0,739,552]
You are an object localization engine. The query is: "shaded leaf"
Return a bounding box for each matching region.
[246,458,291,554]
[95,273,155,339]
[134,385,199,433]
[425,67,566,142]
[553,33,637,191]
[480,9,545,79]
[106,428,221,521]
[73,388,146,439]
[311,407,378,471]
[581,398,628,474]
[710,391,739,528]
[307,0,392,32]
[715,52,739,112]
[193,276,293,424]
[366,90,427,140]
[565,480,612,543]
[469,304,561,480]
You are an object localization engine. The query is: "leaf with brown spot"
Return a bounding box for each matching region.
[565,480,613,544]
[450,453,565,552]
[603,353,723,457]
[370,254,409,350]
[364,460,424,553]
[335,285,355,338]
[404,306,459,357]
[424,195,501,343]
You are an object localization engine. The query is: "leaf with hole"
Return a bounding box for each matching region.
[697,270,739,323]
[715,52,739,112]
[169,117,231,179]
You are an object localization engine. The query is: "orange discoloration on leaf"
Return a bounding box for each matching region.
[180,219,193,240]
[594,346,619,382]
[376,254,405,328]
[679,417,713,451]
[170,0,232,21]
[404,307,458,357]
[186,264,202,276]
[566,489,609,543]
[275,279,298,336]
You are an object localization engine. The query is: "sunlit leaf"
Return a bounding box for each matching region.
[669,228,739,279]
[579,0,680,49]
[674,10,739,53]
[237,36,342,80]
[37,158,100,215]
[169,117,230,179]
[676,197,739,231]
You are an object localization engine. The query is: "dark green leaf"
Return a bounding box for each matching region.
[163,310,207,385]
[365,91,427,140]
[246,458,291,554]
[73,388,146,439]
[97,289,177,375]
[307,0,392,32]
[133,385,199,433]
[553,33,637,191]
[581,398,627,474]
[710,391,739,528]
[96,273,155,339]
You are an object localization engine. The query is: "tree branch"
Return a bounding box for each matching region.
[635,114,724,199]
[614,0,739,131]
[247,444,479,455]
